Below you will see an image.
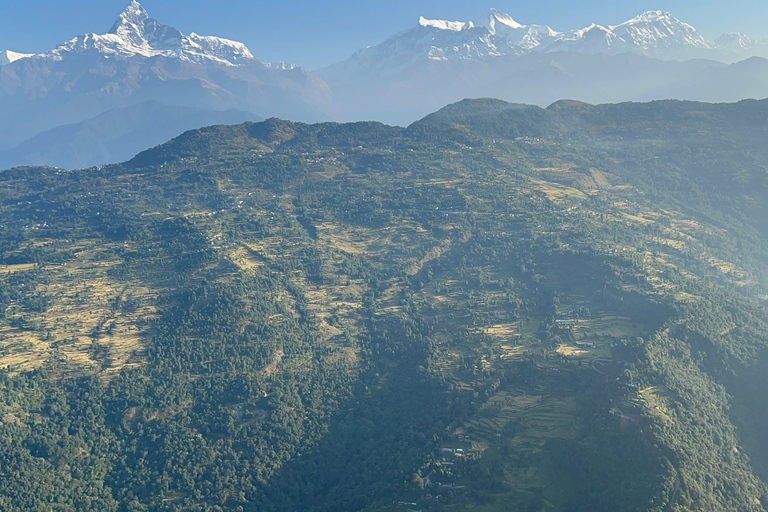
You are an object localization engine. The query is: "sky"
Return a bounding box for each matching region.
[2,0,768,69]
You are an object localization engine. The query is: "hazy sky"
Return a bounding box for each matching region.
[2,0,767,69]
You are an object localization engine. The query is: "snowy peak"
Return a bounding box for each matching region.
[0,50,34,66]
[184,33,254,64]
[712,33,767,62]
[331,7,737,69]
[45,1,256,66]
[107,0,183,49]
[415,9,524,34]
[418,17,472,32]
[415,8,526,34]
[620,10,675,24]
[716,33,757,50]
[320,7,768,89]
[612,10,713,55]
[546,10,713,58]
[483,9,524,32]
[108,0,150,37]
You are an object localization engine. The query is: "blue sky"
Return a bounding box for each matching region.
[2,0,767,69]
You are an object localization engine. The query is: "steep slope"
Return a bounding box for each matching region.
[2,99,768,511]
[0,1,330,152]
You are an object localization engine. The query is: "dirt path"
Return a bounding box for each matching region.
[590,358,612,374]
[665,470,681,512]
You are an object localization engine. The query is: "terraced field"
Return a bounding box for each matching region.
[2,99,768,511]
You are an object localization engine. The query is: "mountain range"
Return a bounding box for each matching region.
[0,1,328,168]
[3,3,768,168]
[318,9,768,123]
[317,8,768,84]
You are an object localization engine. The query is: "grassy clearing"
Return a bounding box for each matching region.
[673,219,702,231]
[0,263,36,274]
[577,315,642,338]
[482,323,519,338]
[588,168,612,188]
[707,256,746,278]
[639,386,676,422]
[556,344,588,357]
[652,237,686,250]
[315,222,372,255]
[623,213,656,225]
[229,246,264,270]
[529,179,587,203]
[674,291,701,303]
[444,384,582,511]
[464,391,577,445]
[0,244,156,377]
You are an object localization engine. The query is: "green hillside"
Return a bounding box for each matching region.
[2,98,768,511]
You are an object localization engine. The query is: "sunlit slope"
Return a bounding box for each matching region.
[1,98,768,511]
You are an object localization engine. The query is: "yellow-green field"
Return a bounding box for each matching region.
[0,242,157,377]
[0,263,37,274]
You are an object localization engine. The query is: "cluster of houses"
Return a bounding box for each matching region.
[514,136,542,144]
[433,483,465,490]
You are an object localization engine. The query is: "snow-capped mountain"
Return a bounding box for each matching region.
[3,3,768,163]
[0,1,330,161]
[321,9,561,81]
[716,33,757,51]
[321,8,720,76]
[610,11,713,57]
[545,11,714,58]
[48,1,255,66]
[479,9,561,53]
[318,8,768,125]
[0,50,33,66]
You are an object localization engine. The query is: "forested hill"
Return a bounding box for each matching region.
[2,97,768,511]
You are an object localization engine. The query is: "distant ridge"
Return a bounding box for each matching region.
[0,1,330,163]
[0,101,262,169]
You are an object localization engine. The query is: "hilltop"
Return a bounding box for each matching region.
[1,98,768,510]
